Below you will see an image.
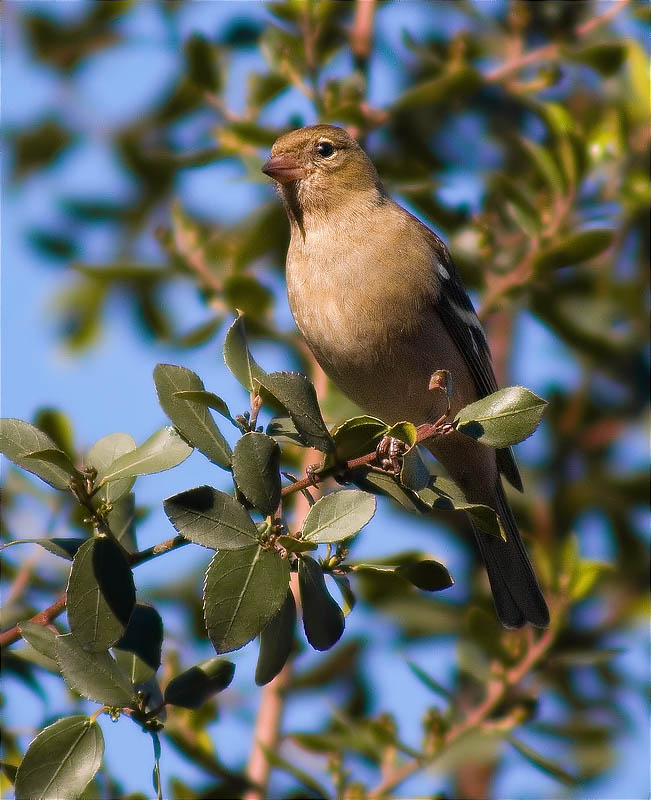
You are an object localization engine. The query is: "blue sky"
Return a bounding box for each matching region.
[2,2,648,798]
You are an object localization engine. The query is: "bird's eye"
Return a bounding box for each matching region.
[316,141,335,158]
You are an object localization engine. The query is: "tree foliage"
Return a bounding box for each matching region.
[1,2,648,799]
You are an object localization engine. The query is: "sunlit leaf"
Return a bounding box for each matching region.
[302,490,376,543]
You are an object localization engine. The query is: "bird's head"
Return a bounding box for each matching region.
[262,125,383,223]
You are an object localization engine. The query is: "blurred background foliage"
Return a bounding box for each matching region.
[1,1,649,798]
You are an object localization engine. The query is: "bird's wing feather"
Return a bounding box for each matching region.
[429,232,523,491]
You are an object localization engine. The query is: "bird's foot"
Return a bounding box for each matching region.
[375,435,409,474]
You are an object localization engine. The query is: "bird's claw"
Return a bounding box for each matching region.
[375,435,408,474]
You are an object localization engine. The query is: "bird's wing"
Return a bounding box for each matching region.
[432,235,523,492]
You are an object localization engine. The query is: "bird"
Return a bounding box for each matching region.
[261,124,549,629]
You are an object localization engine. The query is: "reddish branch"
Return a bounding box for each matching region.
[0,593,67,648]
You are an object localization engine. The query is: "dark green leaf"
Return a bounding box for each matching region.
[302,489,376,543]
[18,622,57,662]
[232,432,281,516]
[22,448,80,478]
[114,603,163,672]
[298,556,345,651]
[400,446,430,491]
[14,716,104,800]
[454,387,547,448]
[112,648,155,687]
[519,137,564,194]
[548,648,623,666]
[258,372,334,453]
[396,560,454,591]
[171,390,237,427]
[255,590,296,686]
[164,658,235,709]
[534,229,614,272]
[66,537,136,651]
[85,433,137,504]
[107,492,137,552]
[203,545,290,653]
[97,427,193,485]
[222,314,266,392]
[34,408,75,459]
[330,415,388,462]
[185,33,220,91]
[223,274,273,317]
[507,735,577,786]
[417,475,506,540]
[153,365,232,469]
[0,418,73,489]
[0,538,85,561]
[406,661,453,700]
[395,66,481,109]
[266,416,307,446]
[357,470,425,514]
[12,118,74,178]
[568,42,626,76]
[55,634,136,707]
[164,485,259,550]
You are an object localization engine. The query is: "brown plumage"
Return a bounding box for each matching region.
[263,124,549,628]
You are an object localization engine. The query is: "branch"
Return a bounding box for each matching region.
[485,0,630,83]
[369,606,561,798]
[0,592,67,648]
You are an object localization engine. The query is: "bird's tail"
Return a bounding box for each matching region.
[473,483,549,629]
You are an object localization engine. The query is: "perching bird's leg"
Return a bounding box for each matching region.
[375,435,409,474]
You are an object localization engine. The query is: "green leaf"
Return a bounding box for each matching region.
[276,535,318,554]
[332,574,356,616]
[519,137,564,194]
[568,42,626,76]
[548,648,623,666]
[222,314,266,392]
[417,475,506,540]
[302,489,376,543]
[185,33,221,91]
[164,658,235,709]
[107,492,137,552]
[507,735,577,786]
[153,364,232,469]
[255,589,296,686]
[113,603,163,673]
[395,66,481,109]
[66,537,136,651]
[330,415,388,462]
[454,386,547,448]
[232,432,281,516]
[14,716,104,800]
[85,433,137,504]
[400,445,430,491]
[171,390,237,427]
[97,427,193,485]
[21,448,80,479]
[0,418,73,489]
[534,229,614,273]
[223,274,273,317]
[298,556,345,651]
[258,371,334,452]
[0,537,85,560]
[55,634,136,707]
[34,408,75,459]
[266,416,306,446]
[406,661,453,701]
[203,545,290,653]
[386,421,418,447]
[164,485,259,550]
[570,560,612,601]
[396,560,454,591]
[357,471,425,514]
[18,622,58,662]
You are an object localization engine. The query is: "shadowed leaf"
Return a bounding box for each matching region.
[299,556,345,651]
[255,589,296,686]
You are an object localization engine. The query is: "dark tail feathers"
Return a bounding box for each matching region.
[473,483,549,629]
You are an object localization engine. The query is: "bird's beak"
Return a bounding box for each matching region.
[261,153,307,184]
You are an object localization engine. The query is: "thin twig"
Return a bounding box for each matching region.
[0,593,67,648]
[369,609,560,798]
[486,0,630,84]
